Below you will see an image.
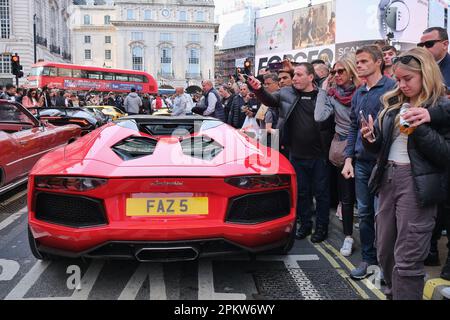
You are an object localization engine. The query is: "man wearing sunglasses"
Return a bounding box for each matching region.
[419,27,450,88]
[417,27,450,282]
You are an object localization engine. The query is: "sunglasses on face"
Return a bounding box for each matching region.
[330,68,346,76]
[417,39,444,48]
[392,55,421,65]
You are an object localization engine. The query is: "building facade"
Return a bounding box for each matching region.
[214,6,256,84]
[0,0,72,86]
[71,0,219,88]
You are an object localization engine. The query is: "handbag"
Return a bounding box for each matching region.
[328,133,347,167]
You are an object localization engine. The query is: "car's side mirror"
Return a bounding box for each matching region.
[39,119,48,128]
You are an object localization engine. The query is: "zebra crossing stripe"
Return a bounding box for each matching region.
[71,260,105,300]
[118,264,149,300]
[149,263,167,300]
[5,260,50,300]
[198,260,246,300]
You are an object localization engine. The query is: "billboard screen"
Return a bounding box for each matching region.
[336,0,429,44]
[255,12,293,55]
[292,2,336,49]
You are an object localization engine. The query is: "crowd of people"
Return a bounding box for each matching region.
[245,27,450,301]
[187,26,449,301]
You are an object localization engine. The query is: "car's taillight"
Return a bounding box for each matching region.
[225,175,290,190]
[35,176,107,191]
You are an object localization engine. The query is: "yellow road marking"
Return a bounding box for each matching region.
[313,242,370,300]
[423,278,450,300]
[321,241,386,300]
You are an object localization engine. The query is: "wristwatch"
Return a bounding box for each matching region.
[378,0,410,40]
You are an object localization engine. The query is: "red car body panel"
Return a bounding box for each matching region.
[28,117,297,259]
[0,100,81,193]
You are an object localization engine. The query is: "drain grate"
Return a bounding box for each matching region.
[254,268,360,300]
[0,193,27,214]
[299,268,361,300]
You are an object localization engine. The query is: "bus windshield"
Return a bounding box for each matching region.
[31,67,44,76]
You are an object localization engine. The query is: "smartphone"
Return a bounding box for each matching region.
[242,74,250,81]
[359,110,369,127]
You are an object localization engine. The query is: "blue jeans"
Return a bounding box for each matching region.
[355,160,377,265]
[290,156,330,229]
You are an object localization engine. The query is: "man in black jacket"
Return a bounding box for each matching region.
[247,63,334,243]
[227,83,249,129]
[419,27,450,274]
[218,85,235,121]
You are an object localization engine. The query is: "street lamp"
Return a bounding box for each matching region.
[33,14,37,63]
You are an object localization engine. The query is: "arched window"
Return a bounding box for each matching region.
[144,10,152,20]
[84,14,91,25]
[179,11,187,21]
[104,15,111,25]
[160,47,172,75]
[187,48,200,75]
[196,11,204,22]
[132,46,143,71]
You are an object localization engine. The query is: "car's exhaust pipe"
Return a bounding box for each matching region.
[135,246,199,262]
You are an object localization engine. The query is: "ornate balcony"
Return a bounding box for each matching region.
[185,72,202,79]
[157,71,175,79]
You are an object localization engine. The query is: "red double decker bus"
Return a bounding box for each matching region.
[26,61,158,94]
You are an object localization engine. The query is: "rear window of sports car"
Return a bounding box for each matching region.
[117,119,224,137]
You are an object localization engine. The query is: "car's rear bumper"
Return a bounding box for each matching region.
[29,216,294,260]
[33,237,290,262]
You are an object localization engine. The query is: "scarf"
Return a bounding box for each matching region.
[327,84,357,107]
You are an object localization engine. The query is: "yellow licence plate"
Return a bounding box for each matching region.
[126,197,209,216]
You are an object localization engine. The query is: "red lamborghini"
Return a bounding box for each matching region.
[28,115,297,262]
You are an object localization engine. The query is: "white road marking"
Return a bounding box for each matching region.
[0,208,26,232]
[5,260,50,300]
[254,254,323,300]
[118,263,167,300]
[256,254,320,268]
[198,260,246,300]
[70,260,104,300]
[118,264,149,300]
[149,263,166,300]
[0,259,20,281]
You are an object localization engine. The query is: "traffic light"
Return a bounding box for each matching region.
[11,54,23,78]
[235,67,242,80]
[244,59,252,75]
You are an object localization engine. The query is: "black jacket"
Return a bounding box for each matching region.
[365,97,450,207]
[254,85,334,154]
[227,94,246,129]
[222,93,235,121]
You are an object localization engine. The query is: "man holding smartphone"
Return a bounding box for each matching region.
[342,46,396,279]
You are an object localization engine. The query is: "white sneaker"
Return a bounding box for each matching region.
[340,237,354,257]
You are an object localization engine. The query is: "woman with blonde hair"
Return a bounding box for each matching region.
[361,47,450,300]
[315,53,361,256]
